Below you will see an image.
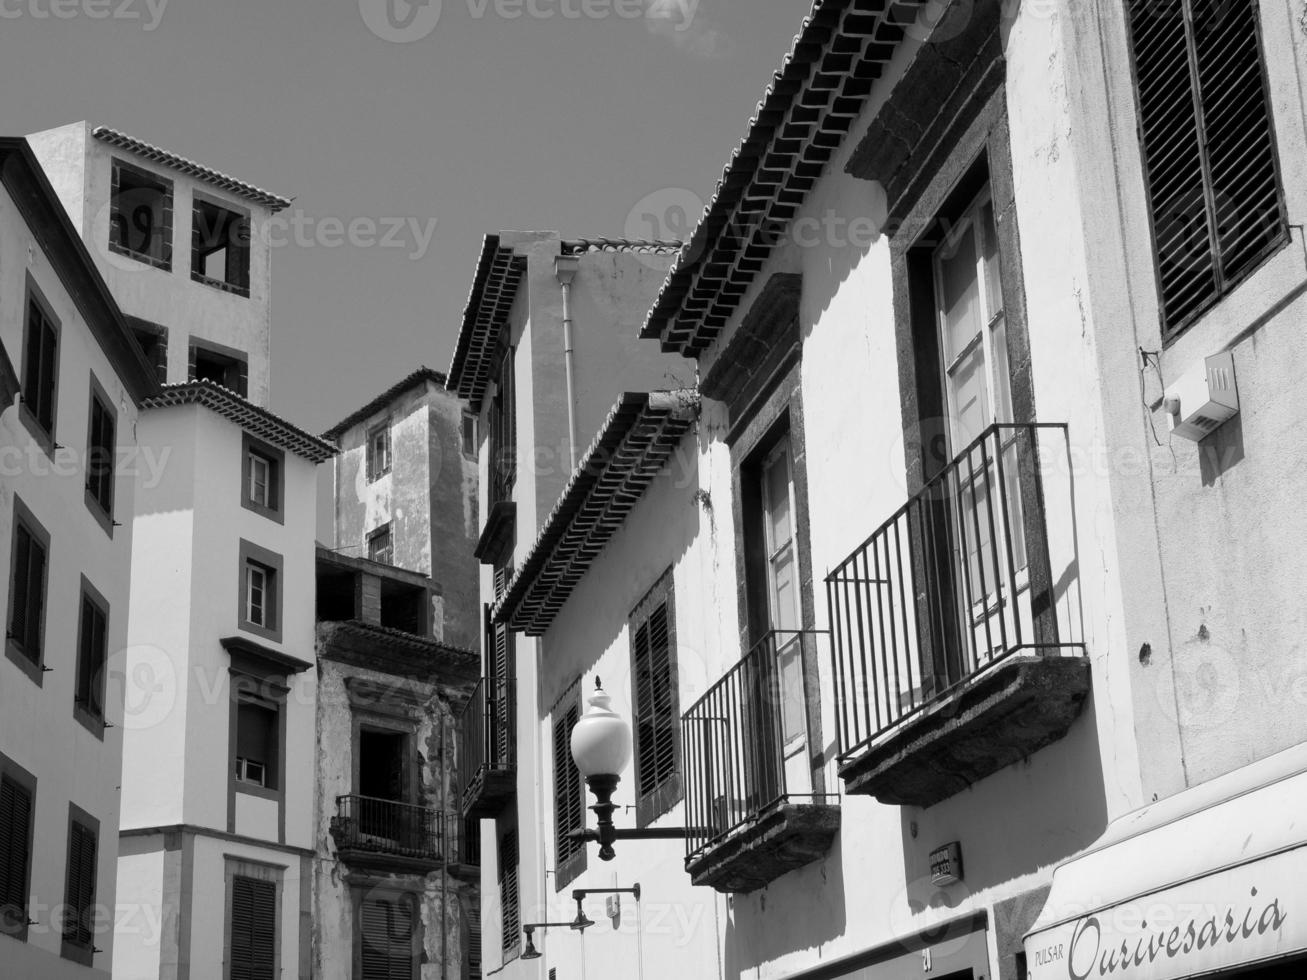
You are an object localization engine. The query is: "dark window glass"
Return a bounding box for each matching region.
[23,300,58,436]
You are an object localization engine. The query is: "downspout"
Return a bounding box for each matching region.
[440,709,449,980]
[555,254,581,468]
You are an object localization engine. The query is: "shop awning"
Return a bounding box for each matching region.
[1024,743,1307,980]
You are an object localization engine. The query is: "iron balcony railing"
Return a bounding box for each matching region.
[333,795,443,860]
[825,423,1082,759]
[458,677,516,801]
[682,629,837,861]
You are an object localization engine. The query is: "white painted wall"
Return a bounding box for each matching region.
[0,178,142,978]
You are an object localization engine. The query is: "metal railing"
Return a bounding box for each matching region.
[458,677,516,802]
[333,795,442,860]
[682,630,835,861]
[825,423,1082,760]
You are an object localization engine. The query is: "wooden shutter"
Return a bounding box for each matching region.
[76,597,107,718]
[498,830,519,951]
[466,898,482,980]
[87,396,115,513]
[491,570,515,767]
[0,777,33,927]
[630,581,681,826]
[23,304,57,434]
[230,876,276,980]
[62,821,97,947]
[360,894,415,980]
[9,525,45,660]
[553,697,584,874]
[1127,0,1286,335]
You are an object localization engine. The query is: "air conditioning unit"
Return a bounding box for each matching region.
[1163,352,1239,441]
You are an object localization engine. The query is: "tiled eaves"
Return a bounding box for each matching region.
[560,237,684,256]
[93,127,292,213]
[641,0,928,357]
[445,235,527,410]
[493,390,699,637]
[144,380,338,464]
[321,366,449,441]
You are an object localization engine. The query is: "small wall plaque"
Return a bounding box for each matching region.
[930,841,963,886]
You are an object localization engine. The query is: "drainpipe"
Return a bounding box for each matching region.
[440,709,449,980]
[555,254,581,469]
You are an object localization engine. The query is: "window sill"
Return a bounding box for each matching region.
[60,937,94,967]
[240,496,284,526]
[84,488,115,539]
[235,780,280,802]
[16,402,56,460]
[190,271,250,298]
[238,618,283,645]
[108,240,172,273]
[4,639,44,688]
[74,703,106,741]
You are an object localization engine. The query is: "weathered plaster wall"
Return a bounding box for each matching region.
[0,179,143,978]
[28,121,276,406]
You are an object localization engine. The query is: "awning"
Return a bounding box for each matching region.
[1024,743,1307,980]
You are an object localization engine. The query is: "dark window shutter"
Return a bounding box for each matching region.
[360,895,415,980]
[0,777,33,929]
[88,397,115,514]
[553,701,584,871]
[632,596,679,813]
[498,830,519,951]
[230,876,276,980]
[9,525,45,661]
[62,821,97,947]
[23,305,57,434]
[1127,0,1286,335]
[76,597,108,717]
[466,899,482,980]
[187,343,198,383]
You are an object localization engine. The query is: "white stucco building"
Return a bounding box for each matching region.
[459,1,1307,979]
[0,137,159,979]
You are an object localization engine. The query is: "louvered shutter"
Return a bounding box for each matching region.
[9,526,45,661]
[553,700,584,872]
[360,895,415,980]
[632,597,679,812]
[466,898,482,979]
[1127,0,1286,335]
[62,821,96,947]
[498,830,519,951]
[0,777,32,927]
[230,876,276,980]
[491,570,515,767]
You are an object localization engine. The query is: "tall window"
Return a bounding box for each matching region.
[368,524,393,565]
[487,567,516,768]
[630,572,681,826]
[552,685,585,888]
[189,340,249,397]
[461,412,478,459]
[498,827,520,954]
[359,892,417,980]
[239,541,283,643]
[192,197,251,297]
[759,436,806,750]
[234,699,278,789]
[241,435,283,522]
[247,564,271,627]
[488,348,516,506]
[86,383,116,522]
[109,160,173,270]
[1126,0,1287,337]
[60,807,98,965]
[22,295,58,439]
[74,583,109,732]
[367,423,392,482]
[0,760,36,942]
[7,499,49,681]
[229,874,276,979]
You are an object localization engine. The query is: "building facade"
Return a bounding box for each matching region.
[325,367,481,651]
[467,1,1307,979]
[445,233,692,974]
[0,137,159,980]
[313,549,481,980]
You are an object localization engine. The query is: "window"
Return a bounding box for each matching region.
[238,540,283,643]
[358,892,418,980]
[757,436,806,749]
[1126,0,1287,338]
[109,160,173,270]
[228,874,276,980]
[6,497,49,684]
[74,580,109,734]
[130,320,169,385]
[241,434,283,523]
[487,566,516,768]
[498,827,520,954]
[192,196,251,297]
[488,348,516,506]
[189,339,248,397]
[552,684,585,889]
[367,423,392,482]
[629,571,681,826]
[358,728,408,804]
[60,807,98,965]
[85,379,116,526]
[368,524,393,565]
[234,699,278,790]
[21,292,59,441]
[461,412,478,458]
[0,757,36,942]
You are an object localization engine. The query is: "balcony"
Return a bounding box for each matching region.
[330,795,443,873]
[682,630,840,893]
[825,423,1088,808]
[459,677,516,818]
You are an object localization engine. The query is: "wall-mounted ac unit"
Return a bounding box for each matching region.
[1164,351,1239,441]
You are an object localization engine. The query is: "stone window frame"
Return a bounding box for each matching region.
[59,801,100,967]
[83,370,117,538]
[0,750,37,943]
[237,538,283,643]
[73,573,111,740]
[191,189,252,298]
[5,493,51,688]
[241,432,284,525]
[221,855,285,980]
[349,882,424,979]
[108,157,174,272]
[18,273,61,456]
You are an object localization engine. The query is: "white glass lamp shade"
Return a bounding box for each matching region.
[570,682,631,779]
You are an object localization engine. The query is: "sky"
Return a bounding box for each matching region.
[1,0,813,433]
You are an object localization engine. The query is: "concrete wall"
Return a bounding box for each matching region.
[0,178,144,978]
[331,378,480,649]
[28,122,277,406]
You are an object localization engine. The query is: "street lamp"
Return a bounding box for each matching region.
[569,679,698,860]
[520,921,583,961]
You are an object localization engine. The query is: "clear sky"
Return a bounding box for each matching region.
[2,0,812,433]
